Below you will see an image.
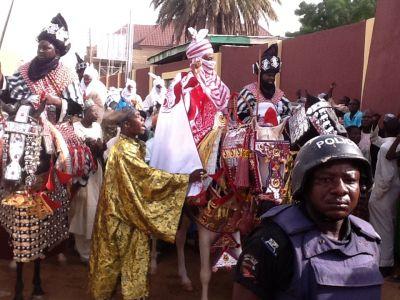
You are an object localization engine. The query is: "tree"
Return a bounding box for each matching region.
[151,0,281,42]
[286,0,376,37]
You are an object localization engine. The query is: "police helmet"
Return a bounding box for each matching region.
[291,134,373,201]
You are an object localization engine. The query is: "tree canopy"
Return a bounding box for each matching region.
[151,0,281,42]
[286,0,376,37]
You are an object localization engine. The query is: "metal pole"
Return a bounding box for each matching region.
[106,33,110,88]
[125,11,131,82]
[0,0,15,50]
[88,27,92,64]
[255,49,261,119]
[128,10,133,80]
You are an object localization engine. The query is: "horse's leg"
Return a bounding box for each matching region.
[198,224,218,300]
[32,259,44,298]
[14,262,24,300]
[150,236,158,275]
[175,214,193,291]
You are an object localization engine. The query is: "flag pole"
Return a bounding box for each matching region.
[0,0,15,50]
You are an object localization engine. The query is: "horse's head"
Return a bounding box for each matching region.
[289,94,346,148]
[255,116,289,141]
[304,93,321,110]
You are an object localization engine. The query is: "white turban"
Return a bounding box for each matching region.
[83,64,99,81]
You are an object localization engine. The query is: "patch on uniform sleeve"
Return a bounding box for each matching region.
[262,237,279,257]
[240,254,259,279]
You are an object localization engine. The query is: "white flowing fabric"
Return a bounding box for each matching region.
[150,75,203,196]
[70,121,103,260]
[69,165,103,239]
[151,28,230,196]
[369,137,400,267]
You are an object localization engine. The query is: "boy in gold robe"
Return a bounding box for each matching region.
[89,109,203,299]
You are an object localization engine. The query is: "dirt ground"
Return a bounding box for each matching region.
[0,244,399,300]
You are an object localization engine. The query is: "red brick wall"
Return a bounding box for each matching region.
[135,67,150,99]
[280,21,366,101]
[155,60,190,76]
[134,18,400,116]
[220,45,267,94]
[142,46,269,95]
[362,0,400,115]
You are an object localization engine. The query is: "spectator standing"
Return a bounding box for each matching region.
[344,99,363,128]
[369,114,400,277]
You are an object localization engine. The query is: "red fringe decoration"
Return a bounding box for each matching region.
[56,169,73,185]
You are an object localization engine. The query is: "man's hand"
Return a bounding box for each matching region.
[191,59,202,76]
[31,100,46,119]
[189,169,206,183]
[86,138,105,158]
[45,94,62,107]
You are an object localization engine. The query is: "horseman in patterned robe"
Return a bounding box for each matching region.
[236,44,290,126]
[0,14,91,263]
[150,27,230,197]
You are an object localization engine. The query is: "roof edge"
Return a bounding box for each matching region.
[148,34,282,65]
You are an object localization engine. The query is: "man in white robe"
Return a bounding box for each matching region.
[369,114,400,275]
[142,73,166,112]
[70,101,104,262]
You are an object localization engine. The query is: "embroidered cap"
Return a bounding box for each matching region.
[37,13,71,56]
[253,44,281,75]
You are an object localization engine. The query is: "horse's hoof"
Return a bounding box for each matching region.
[180,281,194,292]
[13,295,24,300]
[30,295,44,300]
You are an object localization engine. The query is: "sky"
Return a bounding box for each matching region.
[0,0,322,73]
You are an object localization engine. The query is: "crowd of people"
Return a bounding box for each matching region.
[0,13,399,300]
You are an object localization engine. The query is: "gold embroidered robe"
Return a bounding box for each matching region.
[89,136,189,300]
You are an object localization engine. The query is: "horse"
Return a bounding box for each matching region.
[150,93,346,300]
[0,101,95,300]
[149,94,291,300]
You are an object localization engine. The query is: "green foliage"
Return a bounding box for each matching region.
[151,0,281,42]
[286,0,376,37]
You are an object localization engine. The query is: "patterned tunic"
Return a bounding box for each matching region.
[236,82,290,124]
[1,62,83,123]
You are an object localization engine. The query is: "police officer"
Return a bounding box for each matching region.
[233,134,383,300]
